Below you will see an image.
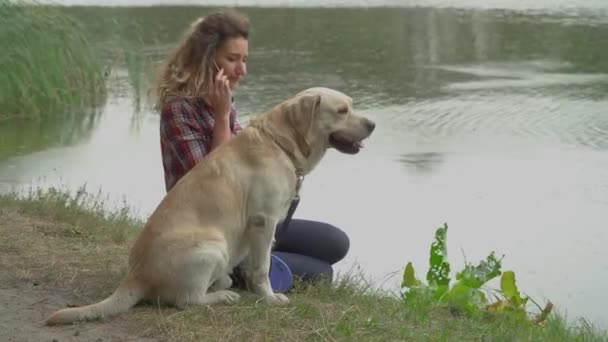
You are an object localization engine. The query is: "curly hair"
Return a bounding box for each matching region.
[153,10,250,109]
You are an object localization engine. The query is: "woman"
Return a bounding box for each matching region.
[152,10,349,291]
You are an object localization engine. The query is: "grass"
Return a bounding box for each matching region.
[0,186,606,341]
[0,0,106,120]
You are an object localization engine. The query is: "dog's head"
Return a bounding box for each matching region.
[251,87,375,171]
[294,87,375,156]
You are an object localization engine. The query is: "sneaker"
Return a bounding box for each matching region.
[269,253,293,293]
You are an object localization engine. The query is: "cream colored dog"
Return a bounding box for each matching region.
[46,87,375,325]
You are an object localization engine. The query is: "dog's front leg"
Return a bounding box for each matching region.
[241,215,289,305]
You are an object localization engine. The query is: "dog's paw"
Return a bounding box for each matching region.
[215,290,241,304]
[263,293,289,305]
[209,275,233,292]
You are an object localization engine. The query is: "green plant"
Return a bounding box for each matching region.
[401,223,552,323]
[0,0,106,119]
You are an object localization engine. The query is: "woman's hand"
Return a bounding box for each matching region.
[207,67,232,123]
[208,67,233,150]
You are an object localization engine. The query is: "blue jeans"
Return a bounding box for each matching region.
[273,219,350,283]
[231,219,350,288]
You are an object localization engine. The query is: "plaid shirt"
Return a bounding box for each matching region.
[160,96,242,192]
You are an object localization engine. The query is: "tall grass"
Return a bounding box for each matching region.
[0,0,106,120]
[0,183,143,244]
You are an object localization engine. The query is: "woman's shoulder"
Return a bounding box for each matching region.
[161,96,208,119]
[162,95,203,108]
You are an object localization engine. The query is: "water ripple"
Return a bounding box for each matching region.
[392,92,608,151]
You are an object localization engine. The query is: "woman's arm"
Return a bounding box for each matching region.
[213,99,243,148]
[160,98,241,191]
[160,100,210,176]
[212,115,232,150]
[208,68,234,150]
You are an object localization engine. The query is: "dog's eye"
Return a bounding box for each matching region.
[337,106,348,114]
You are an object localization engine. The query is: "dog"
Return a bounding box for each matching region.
[45,87,375,325]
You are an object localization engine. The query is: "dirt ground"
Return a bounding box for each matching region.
[0,285,157,342]
[0,208,159,342]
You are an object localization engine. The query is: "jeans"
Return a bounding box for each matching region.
[231,219,350,288]
[273,218,350,283]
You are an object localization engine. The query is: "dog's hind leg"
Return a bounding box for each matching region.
[173,241,240,309]
[209,274,233,292]
[176,289,240,309]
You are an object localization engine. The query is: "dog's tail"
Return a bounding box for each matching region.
[45,276,145,326]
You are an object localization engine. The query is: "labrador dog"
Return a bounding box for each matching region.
[46,87,375,325]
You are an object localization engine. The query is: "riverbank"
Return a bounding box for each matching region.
[0,187,605,341]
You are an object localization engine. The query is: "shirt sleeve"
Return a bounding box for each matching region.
[160,100,210,172]
[233,116,243,134]
[231,102,243,134]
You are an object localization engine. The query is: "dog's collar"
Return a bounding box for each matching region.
[276,168,304,239]
[294,168,305,199]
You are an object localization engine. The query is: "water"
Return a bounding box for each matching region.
[2,1,608,327]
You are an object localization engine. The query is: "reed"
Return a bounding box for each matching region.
[0,0,106,120]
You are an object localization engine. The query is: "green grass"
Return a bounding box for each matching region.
[0,186,606,341]
[0,183,142,244]
[0,0,106,120]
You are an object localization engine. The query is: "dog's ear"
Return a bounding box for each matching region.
[285,93,321,158]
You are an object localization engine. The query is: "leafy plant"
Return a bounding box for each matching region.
[401,223,553,323]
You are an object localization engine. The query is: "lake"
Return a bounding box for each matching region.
[2,0,608,328]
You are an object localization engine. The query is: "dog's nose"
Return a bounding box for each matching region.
[365,119,376,133]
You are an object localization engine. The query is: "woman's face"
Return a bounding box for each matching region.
[214,37,248,90]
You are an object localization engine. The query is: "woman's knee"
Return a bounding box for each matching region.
[323,222,350,264]
[297,219,350,264]
[274,219,351,264]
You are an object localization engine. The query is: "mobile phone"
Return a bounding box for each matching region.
[213,60,221,73]
[212,60,230,88]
